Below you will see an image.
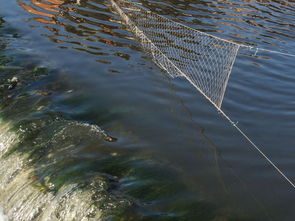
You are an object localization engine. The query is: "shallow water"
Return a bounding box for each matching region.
[0,0,295,220]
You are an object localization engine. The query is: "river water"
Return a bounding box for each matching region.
[0,0,295,220]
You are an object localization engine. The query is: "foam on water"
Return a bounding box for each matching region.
[0,121,18,156]
[0,207,8,221]
[0,120,121,220]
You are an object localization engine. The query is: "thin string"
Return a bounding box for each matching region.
[165,53,295,190]
[172,20,295,58]
[173,17,295,57]
[218,108,295,190]
[183,64,295,190]
[241,45,295,57]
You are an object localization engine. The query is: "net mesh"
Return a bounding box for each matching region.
[110,0,240,108]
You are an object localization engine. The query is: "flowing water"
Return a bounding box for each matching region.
[0,0,295,220]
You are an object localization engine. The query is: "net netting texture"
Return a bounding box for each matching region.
[110,0,240,108]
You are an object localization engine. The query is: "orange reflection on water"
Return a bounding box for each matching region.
[43,0,64,4]
[19,0,125,48]
[31,0,60,12]
[19,2,56,18]
[19,0,80,25]
[33,17,57,24]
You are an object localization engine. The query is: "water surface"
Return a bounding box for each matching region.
[0,0,295,220]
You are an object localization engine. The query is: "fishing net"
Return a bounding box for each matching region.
[110,0,295,189]
[110,0,240,108]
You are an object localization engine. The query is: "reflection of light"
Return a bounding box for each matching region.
[19,0,125,46]
[17,0,135,61]
[33,17,57,24]
[19,0,83,25]
[19,2,56,19]
[31,0,59,12]
[45,0,64,4]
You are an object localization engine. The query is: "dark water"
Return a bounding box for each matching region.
[0,0,295,220]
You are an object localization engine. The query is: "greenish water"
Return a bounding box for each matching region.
[0,0,295,220]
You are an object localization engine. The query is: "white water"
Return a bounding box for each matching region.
[0,207,8,221]
[0,120,106,221]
